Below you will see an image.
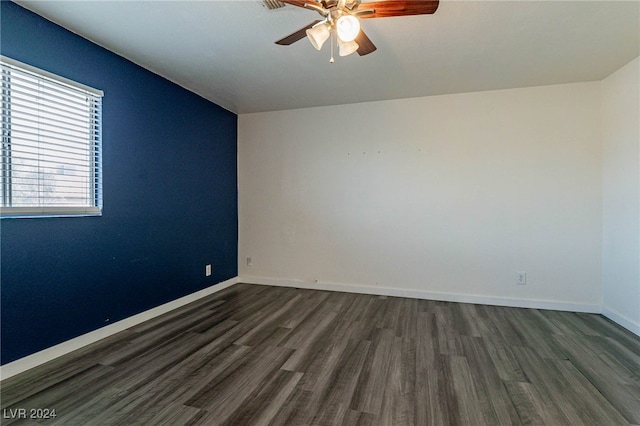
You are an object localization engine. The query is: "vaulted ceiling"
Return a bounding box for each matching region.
[14,0,640,114]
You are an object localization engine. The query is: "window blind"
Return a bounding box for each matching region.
[1,56,103,217]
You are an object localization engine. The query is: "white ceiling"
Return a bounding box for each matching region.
[14,0,640,114]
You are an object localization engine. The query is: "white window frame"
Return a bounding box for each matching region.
[0,56,104,218]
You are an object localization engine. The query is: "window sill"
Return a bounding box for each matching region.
[0,207,102,219]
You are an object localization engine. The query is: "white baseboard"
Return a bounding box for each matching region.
[0,277,239,381]
[602,306,640,337]
[5,275,632,381]
[239,275,602,314]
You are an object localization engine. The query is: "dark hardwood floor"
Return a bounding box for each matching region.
[2,283,640,425]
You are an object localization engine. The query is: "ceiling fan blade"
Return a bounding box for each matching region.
[275,20,322,45]
[359,0,439,18]
[280,0,323,9]
[355,30,377,56]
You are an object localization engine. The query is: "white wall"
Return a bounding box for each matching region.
[239,82,603,311]
[602,57,640,334]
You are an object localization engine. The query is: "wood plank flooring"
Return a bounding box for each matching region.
[2,283,640,425]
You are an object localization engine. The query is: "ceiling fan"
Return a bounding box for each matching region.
[274,0,439,60]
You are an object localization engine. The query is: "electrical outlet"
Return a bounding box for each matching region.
[246,257,253,267]
[205,264,212,277]
[516,271,526,285]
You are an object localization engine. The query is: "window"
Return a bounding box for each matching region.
[1,56,103,218]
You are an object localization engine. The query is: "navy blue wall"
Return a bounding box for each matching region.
[0,2,238,364]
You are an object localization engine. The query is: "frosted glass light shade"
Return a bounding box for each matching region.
[336,15,360,42]
[338,38,359,56]
[306,24,331,50]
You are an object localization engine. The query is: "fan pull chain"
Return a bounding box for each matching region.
[329,31,335,63]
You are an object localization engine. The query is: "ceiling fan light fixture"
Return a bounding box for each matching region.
[338,38,359,56]
[275,0,440,58]
[306,23,331,50]
[336,15,360,42]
